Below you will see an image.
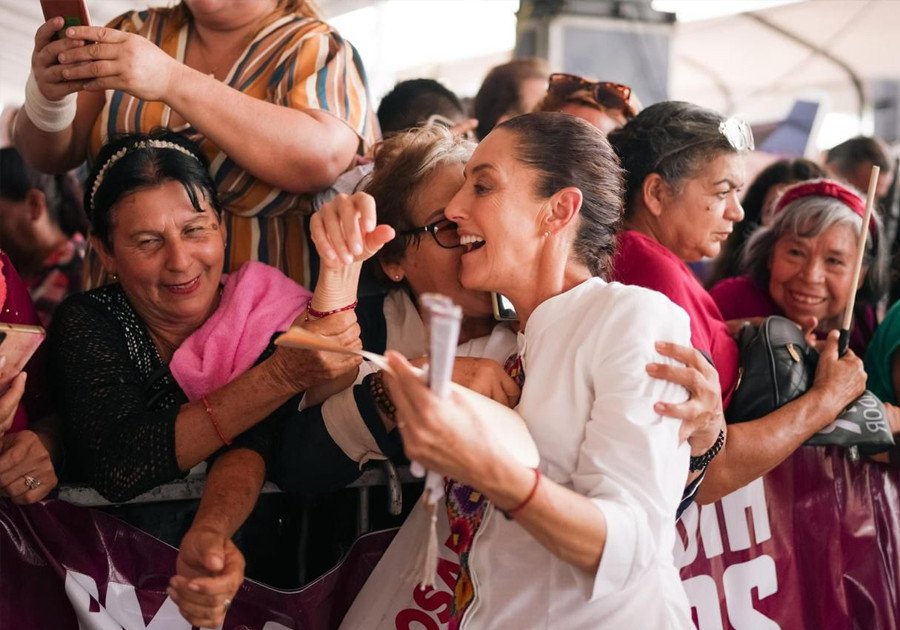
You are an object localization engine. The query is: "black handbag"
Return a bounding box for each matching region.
[726,316,815,423]
[725,316,894,454]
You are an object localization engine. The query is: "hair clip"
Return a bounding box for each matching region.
[90,139,201,211]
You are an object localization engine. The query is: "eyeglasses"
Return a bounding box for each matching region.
[547,73,636,119]
[399,218,462,249]
[651,116,755,171]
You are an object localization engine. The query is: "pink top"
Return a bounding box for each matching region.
[709,274,877,357]
[612,230,739,405]
[169,261,312,401]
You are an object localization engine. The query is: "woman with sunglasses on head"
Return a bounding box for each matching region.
[535,73,638,134]
[607,101,868,502]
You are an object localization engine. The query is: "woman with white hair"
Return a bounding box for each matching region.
[709,178,889,356]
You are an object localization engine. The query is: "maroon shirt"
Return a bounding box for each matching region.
[612,230,740,406]
[709,274,877,357]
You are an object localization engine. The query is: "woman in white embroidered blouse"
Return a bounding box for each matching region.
[375,113,699,628]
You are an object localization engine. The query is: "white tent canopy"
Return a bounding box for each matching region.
[669,0,900,124]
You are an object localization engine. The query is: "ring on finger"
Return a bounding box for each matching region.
[23,475,42,490]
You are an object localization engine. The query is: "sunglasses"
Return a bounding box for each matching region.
[399,218,462,249]
[651,116,755,171]
[547,73,636,118]
[718,118,755,152]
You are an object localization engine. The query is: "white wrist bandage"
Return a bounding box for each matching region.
[23,71,77,133]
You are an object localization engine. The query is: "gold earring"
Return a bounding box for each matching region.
[543,230,551,238]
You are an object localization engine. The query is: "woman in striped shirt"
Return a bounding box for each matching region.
[16,0,379,288]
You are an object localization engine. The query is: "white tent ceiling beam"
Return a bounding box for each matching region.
[745,11,865,118]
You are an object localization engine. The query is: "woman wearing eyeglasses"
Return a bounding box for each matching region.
[608,101,868,502]
[272,125,523,495]
[535,73,638,134]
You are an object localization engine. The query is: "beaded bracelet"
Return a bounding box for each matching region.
[369,371,396,422]
[502,467,542,520]
[201,396,232,446]
[689,428,725,472]
[306,300,358,321]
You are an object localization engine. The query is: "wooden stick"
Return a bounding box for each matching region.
[839,165,879,354]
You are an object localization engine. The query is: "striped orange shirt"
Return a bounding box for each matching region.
[87,9,379,288]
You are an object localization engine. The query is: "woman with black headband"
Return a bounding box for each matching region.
[49,130,366,628]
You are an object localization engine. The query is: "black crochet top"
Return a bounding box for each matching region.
[50,284,277,503]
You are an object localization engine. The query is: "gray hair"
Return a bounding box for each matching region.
[364,124,475,266]
[742,189,888,306]
[608,101,738,217]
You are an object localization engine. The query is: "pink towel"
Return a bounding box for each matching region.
[170,261,311,401]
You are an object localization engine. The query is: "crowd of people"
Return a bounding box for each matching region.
[2,1,900,628]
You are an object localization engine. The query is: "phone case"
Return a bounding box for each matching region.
[0,324,46,393]
[40,0,92,30]
[491,293,517,321]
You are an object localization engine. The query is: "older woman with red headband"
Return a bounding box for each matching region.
[709,179,889,356]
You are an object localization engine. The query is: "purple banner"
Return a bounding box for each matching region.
[676,446,900,629]
[0,499,394,629]
[2,446,899,629]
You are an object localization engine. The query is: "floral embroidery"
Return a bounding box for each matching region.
[446,352,525,628]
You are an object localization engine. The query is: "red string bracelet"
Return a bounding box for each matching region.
[201,396,232,446]
[502,467,541,520]
[306,300,358,320]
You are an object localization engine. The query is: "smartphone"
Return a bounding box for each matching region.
[40,0,91,38]
[492,292,517,321]
[0,323,46,395]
